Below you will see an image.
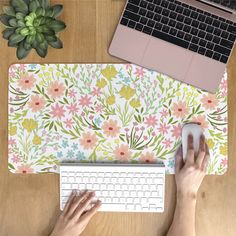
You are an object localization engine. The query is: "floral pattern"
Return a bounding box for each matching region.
[8,64,228,174]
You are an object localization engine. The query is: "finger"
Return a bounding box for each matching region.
[202,143,210,172]
[186,134,194,165]
[62,190,77,215]
[175,145,184,173]
[196,135,206,167]
[73,192,95,218]
[67,191,89,216]
[79,200,102,223]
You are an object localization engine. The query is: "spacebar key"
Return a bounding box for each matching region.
[99,203,127,212]
[152,30,189,49]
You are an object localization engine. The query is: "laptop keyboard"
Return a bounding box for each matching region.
[209,0,236,10]
[120,0,236,64]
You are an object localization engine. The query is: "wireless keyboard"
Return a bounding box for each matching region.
[60,163,165,213]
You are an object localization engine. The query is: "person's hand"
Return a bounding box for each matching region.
[175,134,210,199]
[50,190,101,236]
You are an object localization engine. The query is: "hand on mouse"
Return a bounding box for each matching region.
[175,134,210,199]
[50,191,101,236]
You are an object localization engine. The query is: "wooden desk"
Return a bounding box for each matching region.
[0,1,235,235]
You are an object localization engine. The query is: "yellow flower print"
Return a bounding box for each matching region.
[33,135,41,145]
[9,125,17,136]
[207,139,215,149]
[119,86,135,100]
[130,98,141,108]
[44,72,50,77]
[220,145,227,156]
[101,65,118,81]
[106,95,116,105]
[22,119,38,132]
[96,78,107,88]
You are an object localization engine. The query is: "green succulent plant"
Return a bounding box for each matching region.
[0,0,66,59]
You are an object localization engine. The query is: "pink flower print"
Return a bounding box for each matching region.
[201,94,219,110]
[158,123,170,135]
[162,138,173,148]
[171,124,182,139]
[47,81,66,99]
[67,103,79,115]
[135,127,139,132]
[133,122,138,126]
[79,95,92,107]
[16,164,34,174]
[192,115,208,129]
[10,108,14,113]
[125,64,132,70]
[65,118,74,128]
[125,128,129,132]
[28,95,46,112]
[68,89,77,98]
[19,64,27,71]
[220,78,227,91]
[95,104,103,113]
[92,87,101,96]
[145,115,157,127]
[221,158,227,167]
[140,126,145,131]
[152,131,156,136]
[114,144,132,161]
[80,132,98,150]
[9,70,16,78]
[11,155,20,163]
[18,73,36,90]
[134,67,145,78]
[160,109,168,118]
[89,115,94,120]
[81,112,85,117]
[140,152,156,163]
[143,135,148,140]
[172,101,189,119]
[9,138,16,146]
[50,103,66,119]
[102,119,120,137]
[223,127,227,133]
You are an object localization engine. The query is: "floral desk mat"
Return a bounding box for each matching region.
[8,64,228,174]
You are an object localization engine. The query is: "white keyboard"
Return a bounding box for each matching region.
[60,163,165,213]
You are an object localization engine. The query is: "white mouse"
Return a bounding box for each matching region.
[182,123,203,161]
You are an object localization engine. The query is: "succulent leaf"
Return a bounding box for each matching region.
[0,14,14,27]
[9,33,25,44]
[3,6,16,17]
[29,0,40,12]
[38,0,49,10]
[51,5,63,18]
[16,12,26,20]
[48,37,63,49]
[9,18,18,27]
[2,28,15,39]
[36,43,48,57]
[11,0,29,14]
[17,41,31,59]
[50,20,66,32]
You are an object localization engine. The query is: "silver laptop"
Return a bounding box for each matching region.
[109,0,236,93]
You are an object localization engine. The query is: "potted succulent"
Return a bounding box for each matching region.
[0,0,66,59]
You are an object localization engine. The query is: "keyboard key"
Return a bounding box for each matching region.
[168,3,175,11]
[190,11,198,19]
[143,26,153,34]
[199,23,207,30]
[162,25,170,33]
[161,16,168,24]
[184,33,192,41]
[220,22,228,30]
[177,31,184,39]
[191,20,199,28]
[183,25,191,33]
[183,8,191,16]
[155,22,162,30]
[128,20,136,28]
[213,19,220,27]
[169,28,177,36]
[198,30,206,38]
[155,6,162,14]
[126,3,139,13]
[177,14,184,22]
[184,17,192,25]
[147,11,154,19]
[168,19,176,27]
[135,23,143,31]
[189,43,198,52]
[120,18,129,26]
[152,30,189,49]
[176,5,183,14]
[214,28,221,36]
[139,8,147,16]
[228,25,236,34]
[205,50,213,58]
[221,31,229,39]
[140,0,148,8]
[213,36,220,44]
[147,19,155,27]
[129,0,141,5]
[123,10,140,22]
[213,52,221,60]
[170,11,177,19]
[220,39,234,49]
[206,33,213,41]
[206,25,214,33]
[176,22,184,30]
[229,34,236,42]
[220,55,228,64]
[214,45,231,56]
[140,17,148,24]
[198,14,206,22]
[205,17,213,25]
[199,39,207,47]
[154,14,161,21]
[147,3,155,11]
[207,42,214,50]
[161,0,168,8]
[198,47,206,55]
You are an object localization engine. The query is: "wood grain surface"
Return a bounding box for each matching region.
[0,1,235,235]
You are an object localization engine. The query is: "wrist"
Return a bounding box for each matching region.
[177,190,197,203]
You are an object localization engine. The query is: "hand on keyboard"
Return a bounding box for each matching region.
[175,134,210,199]
[50,190,101,236]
